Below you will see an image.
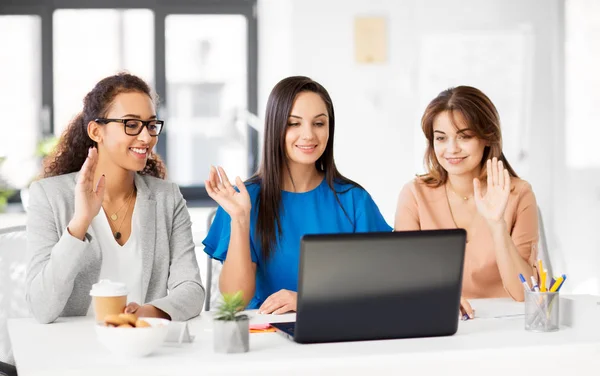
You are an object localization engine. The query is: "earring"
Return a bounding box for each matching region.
[320,161,324,171]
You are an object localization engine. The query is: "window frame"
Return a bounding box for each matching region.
[0,0,258,206]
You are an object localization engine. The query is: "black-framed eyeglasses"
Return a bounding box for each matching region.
[95,118,165,136]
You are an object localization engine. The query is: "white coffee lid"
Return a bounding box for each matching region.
[89,279,128,297]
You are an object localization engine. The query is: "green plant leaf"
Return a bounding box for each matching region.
[214,290,246,321]
[0,156,15,212]
[36,137,59,157]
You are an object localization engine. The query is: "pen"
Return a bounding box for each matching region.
[530,276,540,292]
[556,274,567,292]
[519,274,532,291]
[549,276,564,292]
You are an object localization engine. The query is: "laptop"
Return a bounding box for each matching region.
[271,229,466,344]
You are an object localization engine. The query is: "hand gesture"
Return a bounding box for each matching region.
[73,147,105,225]
[205,166,251,219]
[473,158,510,223]
[258,289,297,315]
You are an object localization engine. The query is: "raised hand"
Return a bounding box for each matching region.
[74,147,105,223]
[68,148,105,239]
[205,165,251,219]
[473,158,510,223]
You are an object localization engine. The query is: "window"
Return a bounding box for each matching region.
[565,0,600,168]
[165,14,248,187]
[0,1,257,204]
[53,9,154,135]
[0,15,42,189]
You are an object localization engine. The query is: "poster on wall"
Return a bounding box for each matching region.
[354,16,387,64]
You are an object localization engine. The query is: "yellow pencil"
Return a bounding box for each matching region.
[540,268,547,292]
[549,276,564,292]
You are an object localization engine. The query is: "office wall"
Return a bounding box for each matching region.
[259,0,561,218]
[257,0,600,294]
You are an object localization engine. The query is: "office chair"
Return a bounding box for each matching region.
[0,225,28,376]
[204,209,221,311]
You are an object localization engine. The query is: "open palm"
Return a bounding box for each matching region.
[74,147,105,224]
[205,166,251,219]
[473,158,510,223]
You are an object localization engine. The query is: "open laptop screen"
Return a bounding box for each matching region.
[291,229,466,343]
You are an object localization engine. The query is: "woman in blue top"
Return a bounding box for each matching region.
[203,76,391,314]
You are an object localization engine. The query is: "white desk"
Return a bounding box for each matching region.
[8,299,600,376]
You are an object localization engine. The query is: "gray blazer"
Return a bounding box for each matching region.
[26,172,205,323]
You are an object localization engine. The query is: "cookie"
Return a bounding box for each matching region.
[117,324,133,328]
[104,314,128,326]
[118,313,138,326]
[135,319,151,328]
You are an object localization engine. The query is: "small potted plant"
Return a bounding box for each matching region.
[0,157,15,213]
[213,291,249,353]
[20,136,59,211]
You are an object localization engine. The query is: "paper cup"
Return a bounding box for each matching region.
[90,280,128,323]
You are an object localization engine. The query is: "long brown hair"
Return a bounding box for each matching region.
[420,86,518,186]
[42,72,166,179]
[248,76,360,260]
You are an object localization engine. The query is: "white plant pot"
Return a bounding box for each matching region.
[213,317,249,353]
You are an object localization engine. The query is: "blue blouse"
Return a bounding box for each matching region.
[203,178,391,308]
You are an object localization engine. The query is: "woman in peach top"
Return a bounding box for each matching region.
[395,86,538,319]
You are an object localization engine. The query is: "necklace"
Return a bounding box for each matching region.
[106,188,135,221]
[445,185,477,243]
[113,190,135,240]
[446,184,473,202]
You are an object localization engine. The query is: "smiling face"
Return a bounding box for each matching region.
[432,110,487,178]
[284,91,330,168]
[92,91,158,172]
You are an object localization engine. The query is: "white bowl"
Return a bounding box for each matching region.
[95,317,170,357]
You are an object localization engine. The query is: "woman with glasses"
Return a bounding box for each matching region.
[394,86,539,319]
[203,76,391,314]
[26,72,204,324]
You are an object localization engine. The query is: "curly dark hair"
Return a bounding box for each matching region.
[42,72,166,179]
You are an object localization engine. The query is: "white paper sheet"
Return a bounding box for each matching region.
[470,298,524,320]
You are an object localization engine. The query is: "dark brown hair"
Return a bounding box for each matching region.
[42,72,166,179]
[420,85,518,186]
[248,76,360,260]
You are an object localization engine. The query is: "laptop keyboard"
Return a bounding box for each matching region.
[274,322,295,335]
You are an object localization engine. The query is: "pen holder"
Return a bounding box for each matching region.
[524,290,559,332]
